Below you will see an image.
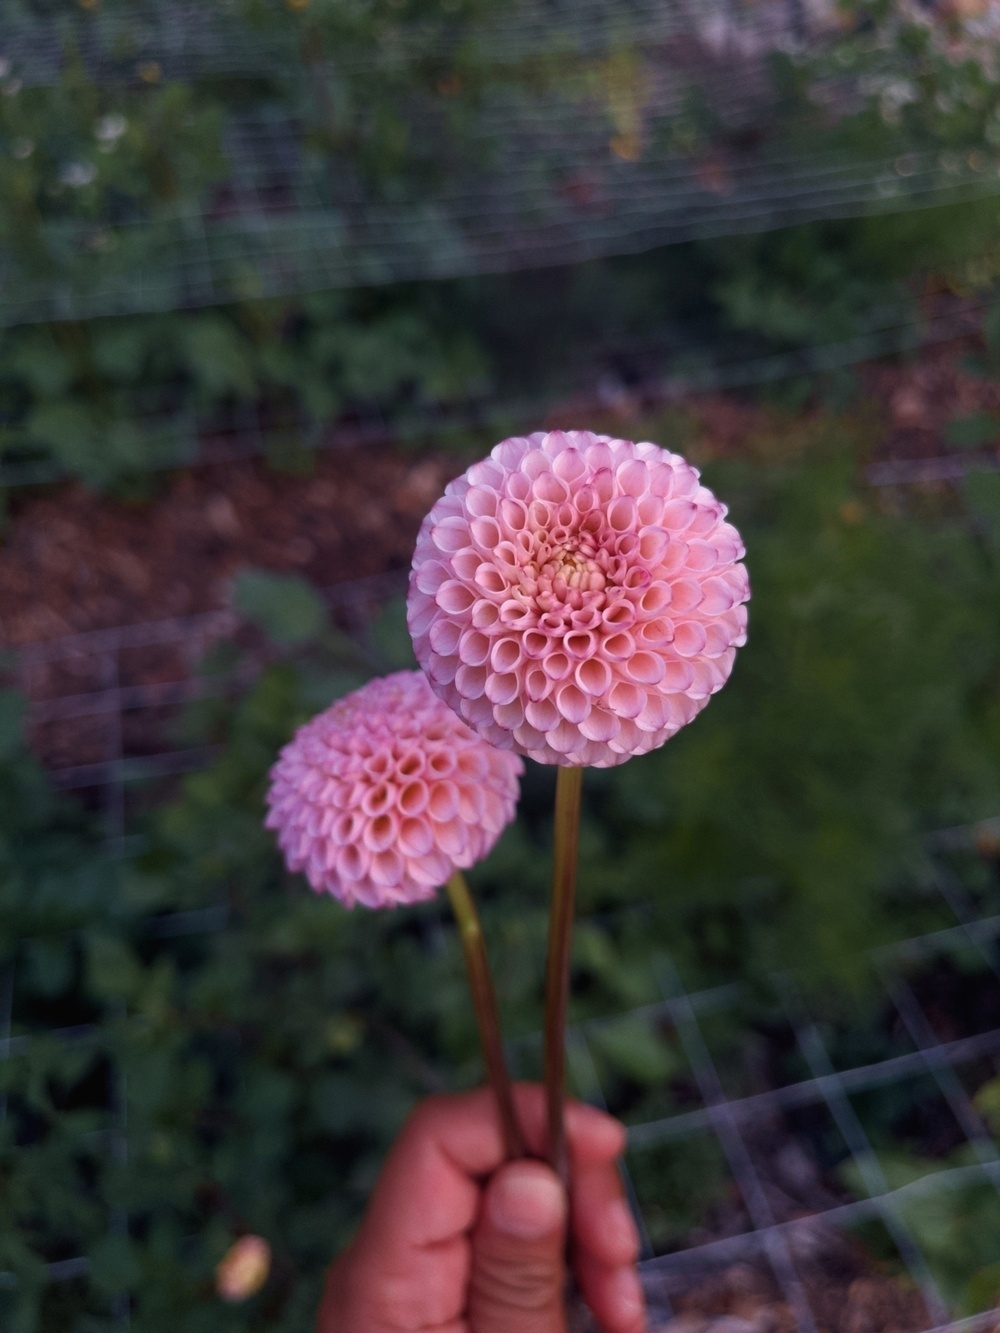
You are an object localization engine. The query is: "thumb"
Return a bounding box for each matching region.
[469,1160,568,1333]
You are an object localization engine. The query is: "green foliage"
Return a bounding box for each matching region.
[232,569,330,648]
[2,2,1000,488]
[841,1151,1000,1315]
[3,429,1000,1325]
[626,1135,731,1254]
[946,412,1000,451]
[586,427,1000,990]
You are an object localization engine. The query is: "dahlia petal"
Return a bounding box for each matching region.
[451,549,481,581]
[366,811,399,853]
[429,615,464,653]
[635,695,668,732]
[565,629,597,659]
[547,718,581,754]
[500,498,528,532]
[703,622,735,657]
[662,499,697,530]
[579,706,620,743]
[670,578,704,613]
[584,441,615,472]
[471,516,502,549]
[636,617,674,645]
[427,652,457,686]
[556,683,591,724]
[491,637,523,672]
[553,447,586,482]
[435,818,469,859]
[494,700,525,730]
[575,657,611,696]
[522,449,550,479]
[684,541,717,573]
[432,517,472,553]
[602,600,636,628]
[482,668,519,705]
[475,564,508,596]
[428,782,459,822]
[370,850,404,887]
[472,598,502,630]
[467,457,506,488]
[616,458,649,497]
[415,560,452,595]
[674,621,708,658]
[455,663,488,699]
[459,629,491,667]
[535,472,569,504]
[525,667,552,701]
[638,527,669,563]
[602,631,636,660]
[608,496,637,533]
[465,485,499,518]
[542,651,572,680]
[609,681,645,718]
[625,650,665,685]
[335,843,367,883]
[436,581,476,614]
[399,816,434,857]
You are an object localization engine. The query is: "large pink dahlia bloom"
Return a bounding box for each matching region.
[408,430,749,767]
[264,671,523,908]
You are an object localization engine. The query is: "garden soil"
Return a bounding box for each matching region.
[2,336,997,652]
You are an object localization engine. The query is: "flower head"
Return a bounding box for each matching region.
[265,671,522,908]
[216,1235,271,1303]
[408,430,749,767]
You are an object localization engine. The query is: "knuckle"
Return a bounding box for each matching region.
[472,1249,561,1314]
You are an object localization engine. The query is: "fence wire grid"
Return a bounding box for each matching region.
[2,0,999,326]
[7,536,1000,1329]
[2,282,997,492]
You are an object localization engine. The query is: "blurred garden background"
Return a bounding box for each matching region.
[3,0,1000,1329]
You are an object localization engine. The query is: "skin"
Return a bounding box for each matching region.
[318,1083,646,1333]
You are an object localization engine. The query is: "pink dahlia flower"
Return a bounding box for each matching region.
[408,430,749,767]
[264,671,523,908]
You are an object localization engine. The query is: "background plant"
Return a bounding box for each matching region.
[3,423,1000,1327]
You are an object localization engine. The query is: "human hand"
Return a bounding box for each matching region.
[318,1083,645,1333]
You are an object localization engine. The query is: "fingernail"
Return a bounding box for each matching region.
[608,1200,639,1255]
[608,1267,645,1321]
[489,1165,565,1240]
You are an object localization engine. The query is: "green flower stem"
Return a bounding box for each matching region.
[543,764,584,1188]
[445,871,525,1160]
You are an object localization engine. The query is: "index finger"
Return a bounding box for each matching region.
[358,1083,625,1255]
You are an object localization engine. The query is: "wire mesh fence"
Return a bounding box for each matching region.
[7,532,1000,1329]
[2,281,997,492]
[2,0,999,326]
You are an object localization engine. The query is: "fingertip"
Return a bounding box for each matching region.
[566,1101,627,1160]
[487,1161,566,1240]
[577,1259,646,1333]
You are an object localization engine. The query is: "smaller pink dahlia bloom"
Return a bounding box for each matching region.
[408,430,749,767]
[265,671,523,909]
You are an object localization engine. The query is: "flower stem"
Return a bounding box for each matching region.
[445,871,525,1160]
[543,764,584,1188]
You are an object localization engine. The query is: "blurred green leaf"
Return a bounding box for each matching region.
[232,568,329,647]
[945,413,1000,450]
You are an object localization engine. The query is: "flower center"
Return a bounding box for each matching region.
[518,533,613,614]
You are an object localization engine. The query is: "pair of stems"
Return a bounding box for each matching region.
[445,765,584,1182]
